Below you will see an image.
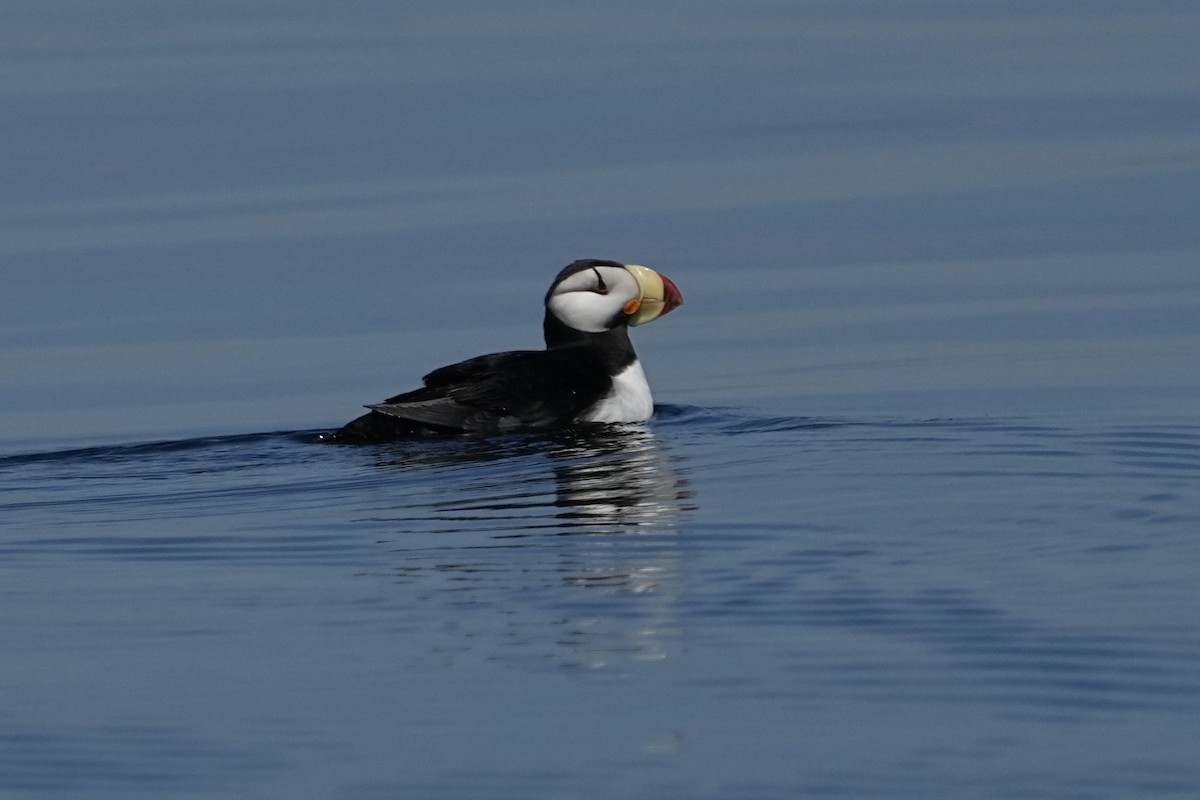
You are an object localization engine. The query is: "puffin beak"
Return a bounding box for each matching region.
[623,264,684,326]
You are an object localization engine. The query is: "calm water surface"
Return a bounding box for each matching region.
[3,410,1199,798]
[3,1,1200,798]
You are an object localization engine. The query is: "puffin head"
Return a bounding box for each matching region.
[545,259,683,334]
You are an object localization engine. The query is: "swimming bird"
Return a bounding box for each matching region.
[324,259,683,440]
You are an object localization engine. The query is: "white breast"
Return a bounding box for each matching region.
[582,360,654,423]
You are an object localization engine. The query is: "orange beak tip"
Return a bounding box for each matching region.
[660,274,683,315]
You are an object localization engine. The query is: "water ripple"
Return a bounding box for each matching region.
[3,408,1198,706]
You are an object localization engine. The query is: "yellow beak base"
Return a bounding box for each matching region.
[624,264,682,326]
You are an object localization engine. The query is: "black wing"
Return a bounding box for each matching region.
[366,347,612,433]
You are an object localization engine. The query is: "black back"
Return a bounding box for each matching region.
[325,261,639,441]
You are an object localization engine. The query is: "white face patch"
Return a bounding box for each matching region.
[583,360,654,423]
[547,265,641,333]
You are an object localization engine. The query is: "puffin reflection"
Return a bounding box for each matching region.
[549,423,691,532]
[361,422,694,668]
[544,424,693,603]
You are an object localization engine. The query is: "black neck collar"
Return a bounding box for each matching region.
[543,312,637,370]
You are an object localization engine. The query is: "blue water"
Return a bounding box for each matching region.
[3,1,1200,798]
[3,412,1199,797]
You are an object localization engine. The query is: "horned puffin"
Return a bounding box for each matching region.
[323,259,683,441]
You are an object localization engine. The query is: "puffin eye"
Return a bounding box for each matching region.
[592,268,608,294]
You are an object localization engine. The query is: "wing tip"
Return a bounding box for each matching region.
[366,403,398,416]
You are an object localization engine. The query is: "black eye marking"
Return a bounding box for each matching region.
[592,268,608,294]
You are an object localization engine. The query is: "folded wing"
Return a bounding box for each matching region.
[367,347,612,433]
